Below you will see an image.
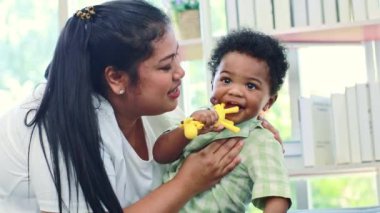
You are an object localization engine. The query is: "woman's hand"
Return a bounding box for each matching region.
[174,138,244,195]
[122,139,242,213]
[258,116,284,153]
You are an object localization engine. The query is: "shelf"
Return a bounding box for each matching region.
[270,19,380,43]
[289,162,380,178]
[178,38,203,61]
[178,19,380,61]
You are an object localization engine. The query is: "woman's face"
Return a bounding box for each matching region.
[126,28,185,116]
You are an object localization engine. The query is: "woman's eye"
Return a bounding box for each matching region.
[161,65,172,71]
[246,82,257,90]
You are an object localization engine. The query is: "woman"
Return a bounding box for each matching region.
[0,1,281,212]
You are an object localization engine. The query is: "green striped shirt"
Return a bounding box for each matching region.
[163,118,292,212]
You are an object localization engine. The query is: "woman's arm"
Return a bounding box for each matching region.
[124,138,244,213]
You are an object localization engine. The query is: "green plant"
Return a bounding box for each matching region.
[170,0,199,13]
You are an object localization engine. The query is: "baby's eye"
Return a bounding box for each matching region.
[246,82,257,90]
[221,78,231,84]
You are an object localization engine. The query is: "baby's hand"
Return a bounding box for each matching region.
[191,109,222,134]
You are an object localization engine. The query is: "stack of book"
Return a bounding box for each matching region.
[226,0,380,32]
[298,82,380,167]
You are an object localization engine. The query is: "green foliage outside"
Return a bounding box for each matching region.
[180,60,208,113]
[0,0,58,112]
[265,79,292,141]
[209,0,227,36]
[310,174,378,208]
[170,0,199,13]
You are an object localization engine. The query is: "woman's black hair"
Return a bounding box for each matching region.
[208,28,289,95]
[26,1,170,212]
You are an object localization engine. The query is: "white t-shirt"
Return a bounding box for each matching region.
[0,87,184,212]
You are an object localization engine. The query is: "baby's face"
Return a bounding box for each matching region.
[211,51,276,124]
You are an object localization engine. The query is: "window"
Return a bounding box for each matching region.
[298,44,367,97]
[309,173,378,208]
[0,0,58,114]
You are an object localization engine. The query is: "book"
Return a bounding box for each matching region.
[355,83,374,162]
[254,0,274,32]
[322,0,338,24]
[345,86,362,163]
[226,0,239,30]
[299,96,334,167]
[337,0,351,23]
[307,0,323,26]
[367,0,380,20]
[290,0,308,27]
[351,0,368,21]
[330,93,350,164]
[368,82,380,161]
[272,0,292,30]
[237,0,256,29]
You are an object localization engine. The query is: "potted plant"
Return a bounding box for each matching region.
[170,0,200,40]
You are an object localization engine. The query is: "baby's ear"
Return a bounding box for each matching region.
[263,95,278,112]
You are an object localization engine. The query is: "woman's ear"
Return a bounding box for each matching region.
[104,66,128,95]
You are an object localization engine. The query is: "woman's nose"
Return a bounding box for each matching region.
[173,61,185,80]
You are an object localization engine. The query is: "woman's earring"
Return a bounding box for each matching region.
[119,89,125,95]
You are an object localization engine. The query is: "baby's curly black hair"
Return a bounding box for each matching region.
[208,28,289,95]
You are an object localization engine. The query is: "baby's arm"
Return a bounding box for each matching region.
[263,196,290,213]
[153,109,219,164]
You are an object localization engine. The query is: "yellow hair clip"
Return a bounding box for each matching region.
[75,6,95,20]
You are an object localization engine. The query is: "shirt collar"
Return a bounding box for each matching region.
[212,118,262,140]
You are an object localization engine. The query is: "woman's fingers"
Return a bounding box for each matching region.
[175,137,244,194]
[201,138,243,174]
[213,138,243,173]
[258,116,284,153]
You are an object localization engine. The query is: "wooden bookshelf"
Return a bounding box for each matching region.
[178,19,380,61]
[178,38,203,61]
[271,19,380,43]
[289,162,380,178]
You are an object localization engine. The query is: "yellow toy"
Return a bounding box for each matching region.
[213,103,240,133]
[179,117,204,140]
[180,103,240,140]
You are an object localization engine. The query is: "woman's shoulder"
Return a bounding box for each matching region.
[1,84,45,123]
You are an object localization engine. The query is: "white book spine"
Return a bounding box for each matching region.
[273,0,292,31]
[255,0,274,32]
[367,0,380,20]
[299,97,315,167]
[299,96,335,167]
[237,0,256,29]
[369,82,380,161]
[307,0,323,26]
[226,0,239,31]
[356,83,374,162]
[310,96,334,166]
[351,0,368,21]
[322,0,338,24]
[345,86,362,163]
[337,0,351,23]
[291,0,308,27]
[330,94,351,164]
